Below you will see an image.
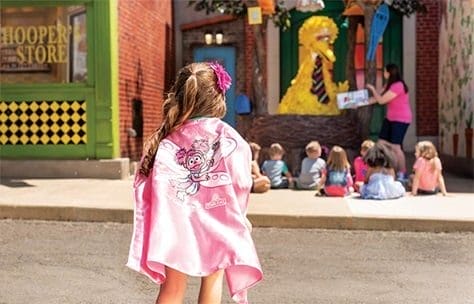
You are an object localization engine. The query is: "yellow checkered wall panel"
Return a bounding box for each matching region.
[0,100,87,145]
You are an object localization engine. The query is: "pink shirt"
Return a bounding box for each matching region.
[386,82,412,123]
[353,156,368,182]
[413,157,442,191]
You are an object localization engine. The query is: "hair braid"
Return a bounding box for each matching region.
[139,95,181,177]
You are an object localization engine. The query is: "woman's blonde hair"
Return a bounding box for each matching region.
[416,140,438,171]
[327,145,350,171]
[139,62,227,176]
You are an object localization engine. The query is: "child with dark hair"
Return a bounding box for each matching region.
[359,142,406,200]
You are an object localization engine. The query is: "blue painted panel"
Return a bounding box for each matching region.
[193,46,236,127]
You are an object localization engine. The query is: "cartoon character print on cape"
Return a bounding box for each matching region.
[127,118,263,304]
[158,137,237,204]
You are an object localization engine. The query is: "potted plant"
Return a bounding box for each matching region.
[465,111,473,158]
[453,116,459,156]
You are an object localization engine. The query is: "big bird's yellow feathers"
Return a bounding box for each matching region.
[278,16,349,115]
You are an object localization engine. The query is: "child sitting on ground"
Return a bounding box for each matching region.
[319,145,353,197]
[249,142,271,193]
[410,140,447,196]
[353,139,375,192]
[295,141,326,190]
[261,143,293,189]
[359,142,406,200]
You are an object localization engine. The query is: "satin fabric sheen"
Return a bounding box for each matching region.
[127,118,263,303]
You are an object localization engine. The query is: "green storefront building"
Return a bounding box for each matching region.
[1,0,122,178]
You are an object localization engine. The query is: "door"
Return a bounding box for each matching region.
[193,46,236,127]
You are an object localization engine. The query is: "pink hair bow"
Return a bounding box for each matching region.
[209,62,232,94]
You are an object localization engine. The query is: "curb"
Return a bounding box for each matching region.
[0,206,133,223]
[248,214,474,232]
[2,205,474,233]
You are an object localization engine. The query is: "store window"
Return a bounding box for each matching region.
[0,5,87,84]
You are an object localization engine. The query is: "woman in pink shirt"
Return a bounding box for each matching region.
[366,63,412,181]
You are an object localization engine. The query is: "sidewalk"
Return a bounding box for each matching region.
[0,173,473,232]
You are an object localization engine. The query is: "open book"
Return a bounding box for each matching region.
[337,89,370,109]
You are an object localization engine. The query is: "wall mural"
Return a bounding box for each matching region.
[439,0,473,158]
[278,16,349,115]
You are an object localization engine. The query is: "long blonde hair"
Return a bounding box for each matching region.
[139,62,227,176]
[327,145,350,171]
[416,140,438,171]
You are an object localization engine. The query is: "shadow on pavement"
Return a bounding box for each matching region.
[0,178,35,188]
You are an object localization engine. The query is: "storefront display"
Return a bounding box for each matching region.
[0,1,118,160]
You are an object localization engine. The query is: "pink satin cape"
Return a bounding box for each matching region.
[127,118,263,303]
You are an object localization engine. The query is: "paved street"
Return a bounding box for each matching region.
[1,220,473,304]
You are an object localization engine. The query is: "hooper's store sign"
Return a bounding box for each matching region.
[1,24,72,64]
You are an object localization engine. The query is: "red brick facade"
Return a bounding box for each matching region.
[244,23,268,110]
[244,22,256,98]
[118,0,174,160]
[416,2,440,136]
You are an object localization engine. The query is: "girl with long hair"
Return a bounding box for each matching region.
[410,140,447,195]
[319,145,353,196]
[128,62,262,303]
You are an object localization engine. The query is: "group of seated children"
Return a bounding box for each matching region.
[249,139,447,199]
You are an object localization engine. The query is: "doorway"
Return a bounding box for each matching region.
[193,46,236,127]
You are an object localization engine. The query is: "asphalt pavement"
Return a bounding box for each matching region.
[1,220,473,304]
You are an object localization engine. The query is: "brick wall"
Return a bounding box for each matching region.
[244,23,268,104]
[416,2,440,136]
[244,22,256,99]
[118,0,174,160]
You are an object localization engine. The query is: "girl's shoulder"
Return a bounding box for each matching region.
[413,156,427,168]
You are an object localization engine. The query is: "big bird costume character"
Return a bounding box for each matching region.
[278,16,349,115]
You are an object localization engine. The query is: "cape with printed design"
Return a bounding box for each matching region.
[127,117,263,303]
